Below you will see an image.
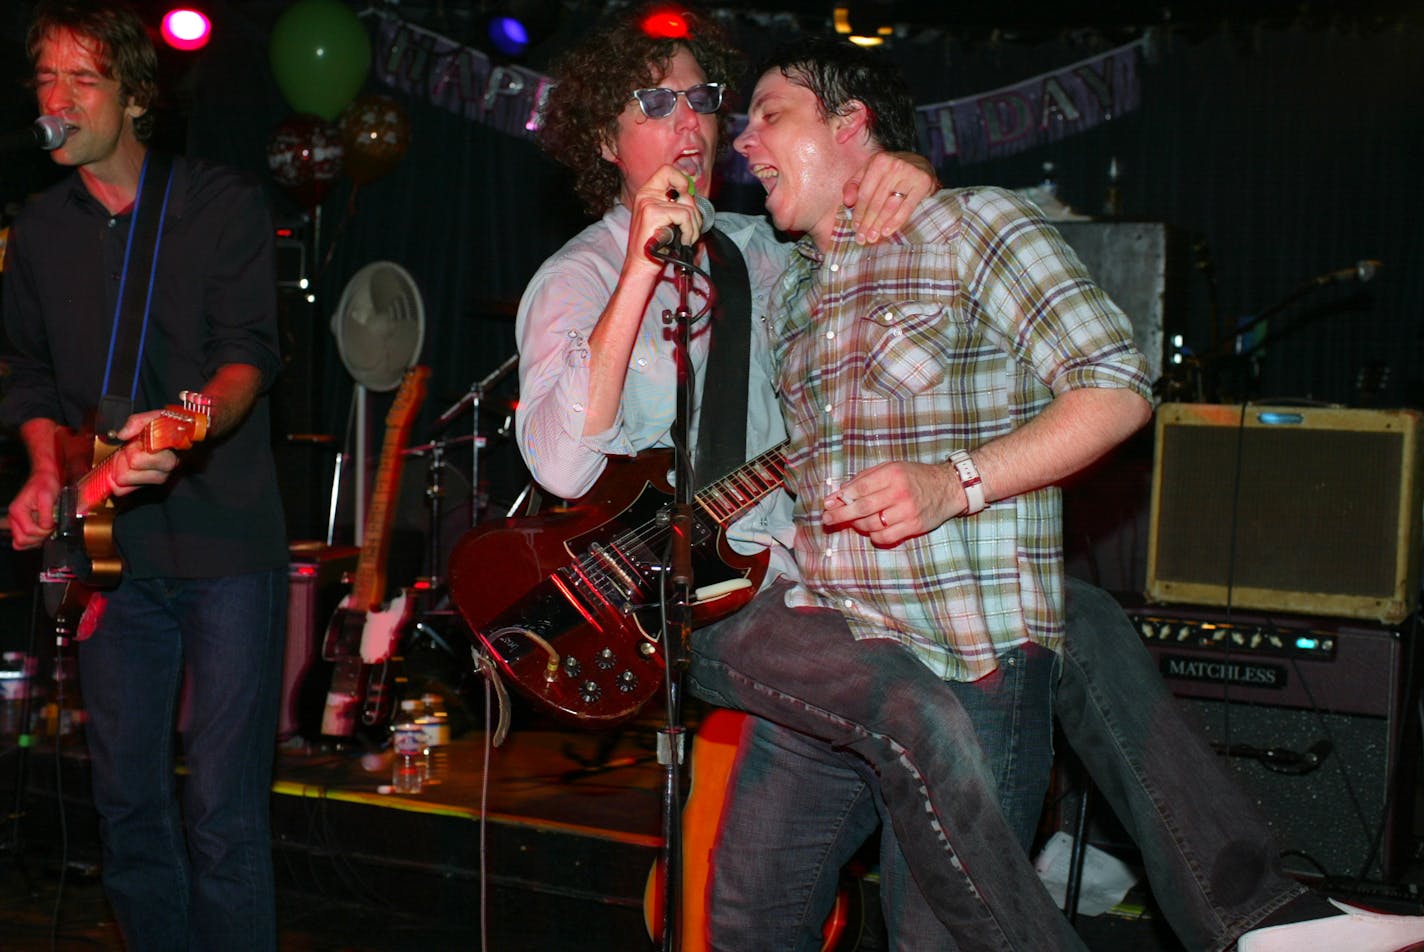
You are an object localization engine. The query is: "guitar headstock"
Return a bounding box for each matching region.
[147,391,213,452]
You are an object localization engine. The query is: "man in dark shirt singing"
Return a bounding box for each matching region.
[0,2,288,949]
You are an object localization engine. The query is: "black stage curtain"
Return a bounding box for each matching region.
[175,14,1421,516]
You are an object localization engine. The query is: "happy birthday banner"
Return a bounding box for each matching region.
[373,13,552,140]
[918,40,1145,165]
[370,11,1144,168]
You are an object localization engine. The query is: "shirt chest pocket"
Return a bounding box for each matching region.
[858,301,950,399]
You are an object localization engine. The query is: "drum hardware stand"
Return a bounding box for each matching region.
[434,352,519,533]
[421,356,521,745]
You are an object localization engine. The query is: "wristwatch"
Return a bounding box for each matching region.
[949,450,986,516]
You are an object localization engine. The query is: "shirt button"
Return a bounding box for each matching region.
[842,598,855,610]
[636,358,647,367]
[108,218,117,228]
[824,404,833,414]
[828,263,839,273]
[571,402,584,412]
[825,330,835,340]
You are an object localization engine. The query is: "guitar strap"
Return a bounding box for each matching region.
[95,151,176,449]
[695,226,752,490]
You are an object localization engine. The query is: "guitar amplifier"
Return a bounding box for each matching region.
[1126,600,1421,882]
[278,543,359,741]
[1147,403,1424,623]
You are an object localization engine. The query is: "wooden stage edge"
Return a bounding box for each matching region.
[5,719,683,950]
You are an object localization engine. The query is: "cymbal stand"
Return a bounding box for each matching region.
[434,353,519,534]
[423,440,448,589]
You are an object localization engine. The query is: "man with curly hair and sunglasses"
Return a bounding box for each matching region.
[516,6,933,511]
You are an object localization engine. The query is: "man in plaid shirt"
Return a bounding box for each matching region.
[689,36,1424,952]
[688,35,1153,949]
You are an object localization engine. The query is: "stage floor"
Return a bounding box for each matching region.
[3,698,1408,951]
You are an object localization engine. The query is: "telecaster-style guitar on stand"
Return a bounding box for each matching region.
[447,442,788,727]
[41,391,213,619]
[319,366,430,739]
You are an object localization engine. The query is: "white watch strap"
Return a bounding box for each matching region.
[949,450,986,516]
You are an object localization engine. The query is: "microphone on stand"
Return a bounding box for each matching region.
[1314,259,1383,285]
[0,115,69,153]
[646,194,716,259]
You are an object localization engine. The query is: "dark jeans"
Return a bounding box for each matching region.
[689,576,1306,952]
[1059,577,1303,951]
[688,579,1073,952]
[77,569,287,952]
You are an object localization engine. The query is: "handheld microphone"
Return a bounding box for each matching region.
[646,194,717,259]
[0,115,69,153]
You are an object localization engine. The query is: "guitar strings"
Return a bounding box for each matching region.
[564,448,787,610]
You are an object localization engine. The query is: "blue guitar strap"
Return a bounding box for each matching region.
[95,151,175,444]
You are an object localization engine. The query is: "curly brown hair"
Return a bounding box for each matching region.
[27,0,159,142]
[539,6,740,215]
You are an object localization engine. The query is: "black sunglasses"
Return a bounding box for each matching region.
[628,82,725,119]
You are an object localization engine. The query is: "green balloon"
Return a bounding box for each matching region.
[270,0,372,121]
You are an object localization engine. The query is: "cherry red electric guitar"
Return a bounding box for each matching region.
[447,442,788,727]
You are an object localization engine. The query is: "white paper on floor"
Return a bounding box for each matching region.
[1033,830,1140,917]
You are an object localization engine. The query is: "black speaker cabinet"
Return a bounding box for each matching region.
[279,544,359,741]
[1147,403,1424,623]
[1127,601,1420,882]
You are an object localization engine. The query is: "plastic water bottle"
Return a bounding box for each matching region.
[391,722,424,794]
[416,692,451,782]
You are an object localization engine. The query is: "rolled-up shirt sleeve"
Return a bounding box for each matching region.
[515,254,638,500]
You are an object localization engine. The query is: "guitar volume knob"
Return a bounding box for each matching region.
[561,656,582,678]
[594,647,616,670]
[616,670,638,693]
[579,680,602,704]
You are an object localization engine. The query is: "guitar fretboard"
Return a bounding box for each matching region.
[695,443,789,527]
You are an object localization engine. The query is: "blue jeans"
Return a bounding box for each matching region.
[688,579,1074,952]
[1059,577,1304,951]
[691,576,1308,952]
[77,569,287,952]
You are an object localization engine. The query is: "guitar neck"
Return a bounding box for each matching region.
[70,399,210,518]
[695,443,789,528]
[73,453,122,517]
[349,450,400,608]
[349,367,429,611]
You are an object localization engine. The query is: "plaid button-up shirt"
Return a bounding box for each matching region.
[772,186,1152,681]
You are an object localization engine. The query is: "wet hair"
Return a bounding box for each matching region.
[757,36,918,154]
[27,0,159,142]
[538,5,739,214]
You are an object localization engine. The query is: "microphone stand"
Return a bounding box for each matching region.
[657,239,698,952]
[1193,262,1379,402]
